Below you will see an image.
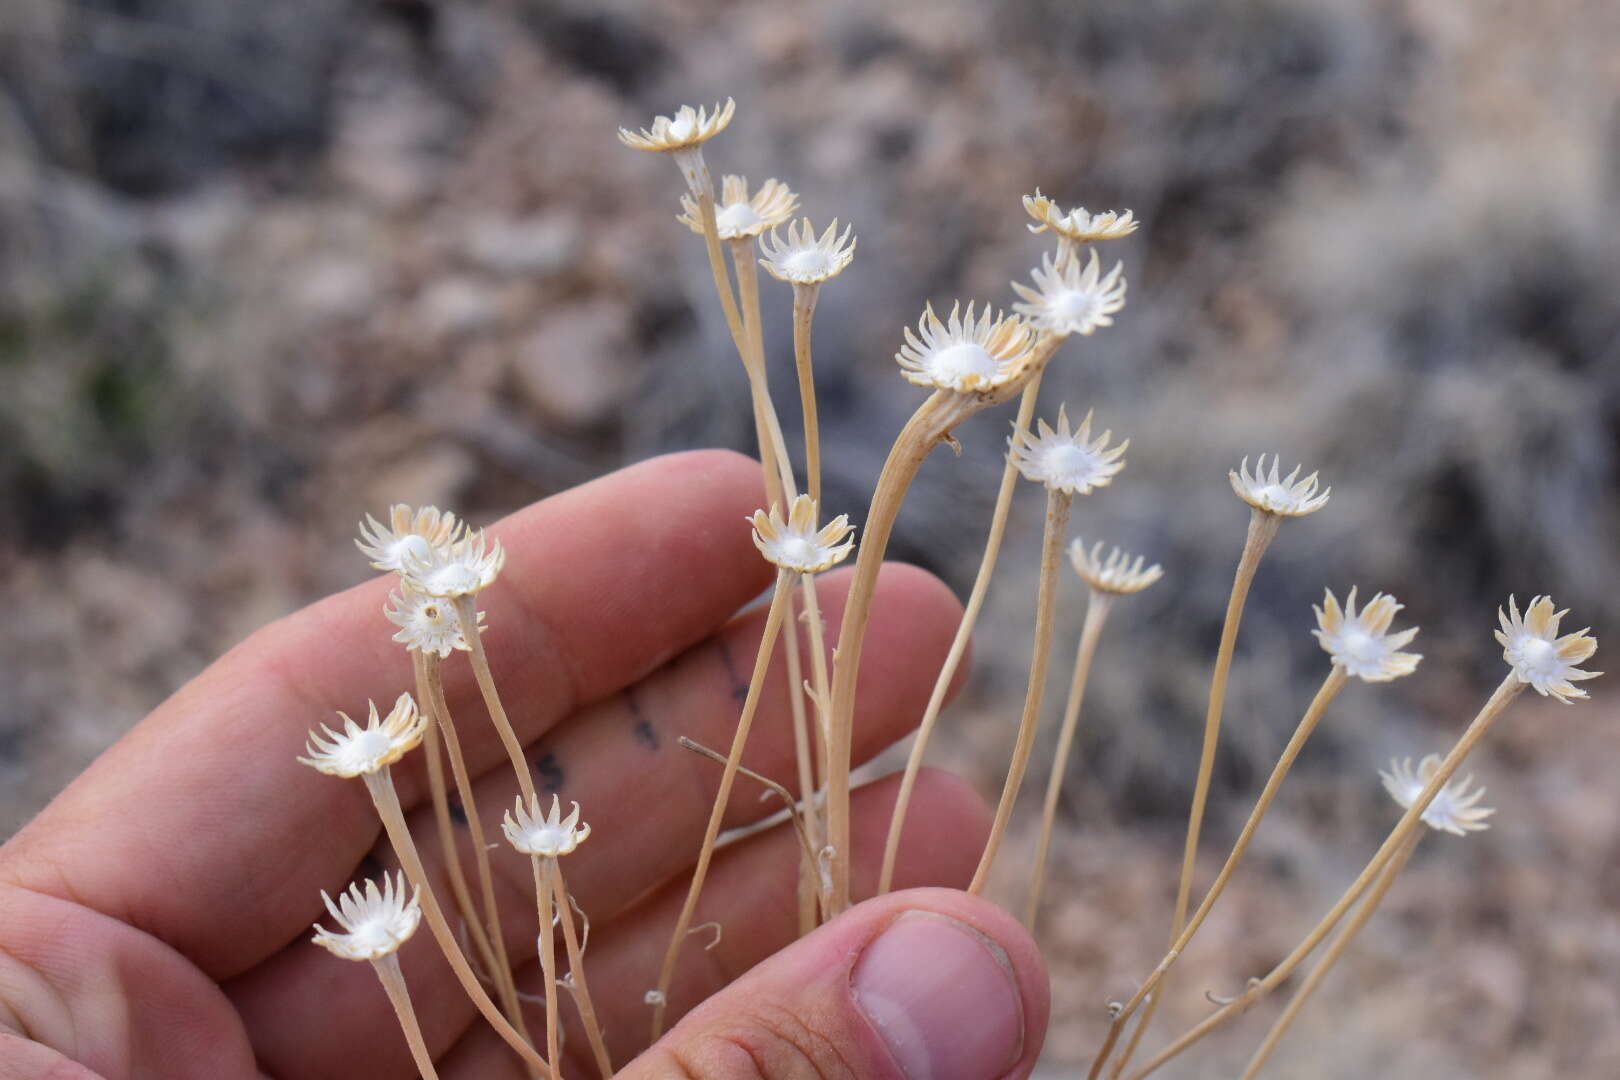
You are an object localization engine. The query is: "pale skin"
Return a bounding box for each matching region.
[0,449,1050,1079]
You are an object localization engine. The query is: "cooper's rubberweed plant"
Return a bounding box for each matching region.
[286,98,1599,1078]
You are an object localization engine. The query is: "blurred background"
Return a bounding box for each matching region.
[2,0,1618,1075]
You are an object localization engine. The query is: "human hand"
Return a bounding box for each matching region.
[0,450,1048,1079]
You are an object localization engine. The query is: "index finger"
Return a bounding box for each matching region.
[0,449,772,979]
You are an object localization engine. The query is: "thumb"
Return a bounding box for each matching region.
[620,887,1049,1080]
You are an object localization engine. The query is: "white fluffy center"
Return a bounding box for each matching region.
[928,342,998,384]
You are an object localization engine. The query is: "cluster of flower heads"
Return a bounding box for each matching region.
[357,504,505,656]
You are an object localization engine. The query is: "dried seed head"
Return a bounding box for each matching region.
[385,585,483,657]
[617,99,737,154]
[679,175,798,240]
[1011,249,1127,338]
[1380,755,1495,836]
[1068,539,1163,595]
[1495,595,1600,704]
[1023,190,1139,243]
[503,794,591,858]
[300,693,426,778]
[401,529,506,598]
[759,218,857,285]
[312,871,423,961]
[356,505,462,574]
[749,494,856,574]
[1312,587,1422,682]
[1009,406,1128,495]
[895,301,1034,393]
[1229,454,1331,517]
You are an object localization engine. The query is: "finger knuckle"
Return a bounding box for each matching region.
[669,1001,861,1080]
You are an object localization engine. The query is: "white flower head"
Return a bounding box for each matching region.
[1229,454,1331,517]
[300,693,426,778]
[503,794,591,858]
[1380,754,1496,837]
[312,872,422,961]
[617,99,736,154]
[759,218,857,285]
[679,175,798,240]
[1495,595,1600,704]
[1023,190,1139,243]
[895,302,1034,393]
[750,495,856,574]
[1009,406,1127,495]
[356,505,462,574]
[1312,587,1422,682]
[1011,249,1127,338]
[1068,539,1163,595]
[385,586,483,657]
[401,529,506,598]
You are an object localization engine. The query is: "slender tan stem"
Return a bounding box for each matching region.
[532,858,560,1080]
[1026,590,1113,927]
[970,486,1074,893]
[362,770,550,1074]
[790,282,824,505]
[1109,665,1350,1035]
[784,590,818,938]
[879,372,1046,895]
[1096,508,1282,1079]
[651,569,794,1039]
[420,653,525,1037]
[413,652,500,986]
[1239,831,1423,1079]
[693,186,750,360]
[371,952,441,1080]
[453,595,537,807]
[825,391,972,915]
[553,864,613,1078]
[1123,674,1526,1079]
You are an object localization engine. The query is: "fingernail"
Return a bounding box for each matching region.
[851,910,1025,1080]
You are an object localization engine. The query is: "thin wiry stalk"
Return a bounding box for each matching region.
[371,952,441,1080]
[1098,507,1282,1079]
[1123,674,1526,1079]
[1026,590,1113,927]
[453,595,537,807]
[413,651,502,995]
[879,371,1046,895]
[651,568,794,1039]
[531,858,561,1080]
[791,281,824,505]
[1239,831,1423,1079]
[970,484,1075,893]
[1107,665,1350,1035]
[361,769,550,1075]
[417,651,525,1036]
[552,864,612,1079]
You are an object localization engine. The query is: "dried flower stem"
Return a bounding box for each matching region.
[531,857,561,1080]
[418,652,526,1036]
[1109,666,1350,1030]
[791,282,824,505]
[1123,673,1526,1079]
[1238,830,1423,1079]
[879,372,1046,895]
[1026,589,1114,926]
[453,595,538,807]
[1097,507,1282,1079]
[371,952,441,1080]
[970,485,1075,893]
[825,389,981,914]
[553,864,613,1079]
[361,769,551,1074]
[651,568,794,1039]
[414,652,501,985]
